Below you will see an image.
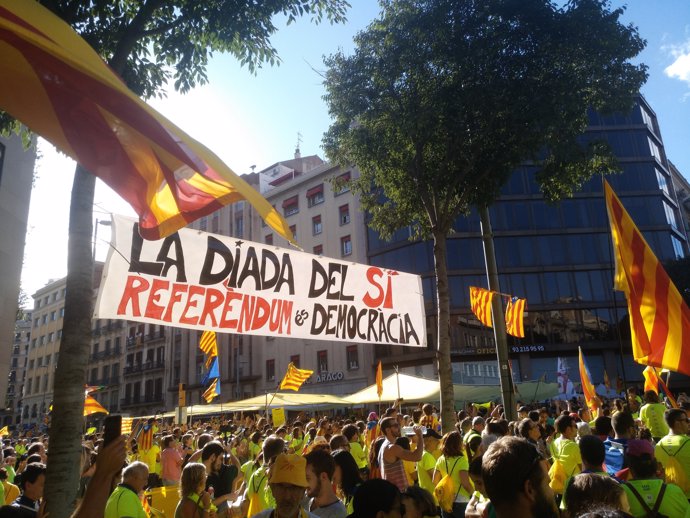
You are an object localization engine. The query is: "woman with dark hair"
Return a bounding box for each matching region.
[368,436,386,480]
[332,449,363,514]
[564,473,629,517]
[350,479,404,518]
[432,431,472,518]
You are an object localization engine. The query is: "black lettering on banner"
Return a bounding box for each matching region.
[129,224,187,282]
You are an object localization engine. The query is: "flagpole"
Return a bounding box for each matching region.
[531,372,545,403]
[395,365,401,404]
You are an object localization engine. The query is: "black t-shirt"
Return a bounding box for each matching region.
[206,463,238,498]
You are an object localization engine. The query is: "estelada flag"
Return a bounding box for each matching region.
[279,363,313,391]
[83,395,109,416]
[470,287,494,328]
[505,297,526,338]
[376,361,383,399]
[0,0,294,244]
[202,377,220,403]
[605,180,690,376]
[578,347,597,410]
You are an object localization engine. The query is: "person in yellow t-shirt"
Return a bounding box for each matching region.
[654,408,690,500]
[550,415,582,496]
[416,429,441,498]
[639,391,669,441]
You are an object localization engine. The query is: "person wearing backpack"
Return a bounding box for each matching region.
[548,414,581,498]
[604,412,636,480]
[640,391,670,442]
[654,408,690,500]
[432,431,472,518]
[621,439,690,518]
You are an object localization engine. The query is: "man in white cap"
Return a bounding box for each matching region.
[251,454,317,518]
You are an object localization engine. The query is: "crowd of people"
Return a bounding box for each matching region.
[0,386,689,518]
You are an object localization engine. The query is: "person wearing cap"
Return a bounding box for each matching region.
[654,408,690,500]
[416,428,441,497]
[621,439,690,518]
[251,454,318,518]
[378,417,423,493]
[463,418,484,447]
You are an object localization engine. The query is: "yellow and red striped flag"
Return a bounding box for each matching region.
[279,363,313,391]
[0,0,294,243]
[578,347,598,410]
[121,417,134,436]
[505,297,526,338]
[643,366,660,394]
[202,378,220,403]
[83,395,108,416]
[605,180,690,377]
[376,361,383,399]
[470,287,494,328]
[0,426,8,437]
[199,331,218,369]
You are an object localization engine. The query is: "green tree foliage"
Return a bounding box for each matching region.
[1,2,349,517]
[323,0,646,429]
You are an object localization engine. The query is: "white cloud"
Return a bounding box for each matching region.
[664,39,690,85]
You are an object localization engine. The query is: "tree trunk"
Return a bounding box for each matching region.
[479,206,516,421]
[44,164,95,518]
[432,230,456,433]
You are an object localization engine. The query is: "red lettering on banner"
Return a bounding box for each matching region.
[219,289,242,329]
[163,283,188,322]
[179,285,204,325]
[117,275,150,316]
[199,287,225,327]
[144,278,169,320]
[362,267,384,308]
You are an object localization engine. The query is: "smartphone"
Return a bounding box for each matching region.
[102,415,122,448]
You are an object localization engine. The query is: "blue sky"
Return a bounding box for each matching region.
[21,1,690,297]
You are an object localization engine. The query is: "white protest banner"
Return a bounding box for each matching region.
[95,215,427,347]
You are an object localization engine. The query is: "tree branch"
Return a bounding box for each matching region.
[109,0,167,74]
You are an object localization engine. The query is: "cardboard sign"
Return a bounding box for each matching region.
[95,216,426,347]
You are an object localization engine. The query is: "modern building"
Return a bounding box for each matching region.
[0,134,36,405]
[367,95,690,391]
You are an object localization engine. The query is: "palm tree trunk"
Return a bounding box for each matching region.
[432,230,456,433]
[44,164,95,518]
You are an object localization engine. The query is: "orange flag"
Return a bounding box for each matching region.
[0,0,293,243]
[376,361,383,399]
[605,180,690,377]
[470,287,494,328]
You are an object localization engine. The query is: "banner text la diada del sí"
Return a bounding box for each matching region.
[95,216,427,347]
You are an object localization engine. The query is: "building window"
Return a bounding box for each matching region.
[307,184,325,207]
[312,215,322,235]
[266,359,275,381]
[290,354,300,368]
[199,217,208,231]
[50,311,56,321]
[282,195,299,216]
[313,244,323,255]
[59,307,64,318]
[317,350,328,373]
[265,234,273,245]
[341,235,352,257]
[48,332,54,342]
[289,224,297,241]
[235,216,244,237]
[33,318,39,327]
[334,171,351,195]
[339,204,350,225]
[346,345,359,370]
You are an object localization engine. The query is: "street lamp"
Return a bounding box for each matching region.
[93,218,112,261]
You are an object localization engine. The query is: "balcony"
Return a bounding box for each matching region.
[144,330,166,343]
[89,346,122,362]
[120,393,164,408]
[87,376,120,387]
[123,361,164,376]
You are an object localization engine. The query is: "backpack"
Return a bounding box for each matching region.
[548,443,567,494]
[246,470,267,517]
[658,439,690,493]
[433,458,461,513]
[625,482,668,518]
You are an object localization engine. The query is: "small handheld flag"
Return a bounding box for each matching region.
[83,395,109,416]
[279,363,313,391]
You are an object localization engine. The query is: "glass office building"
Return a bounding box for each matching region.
[367,96,689,391]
